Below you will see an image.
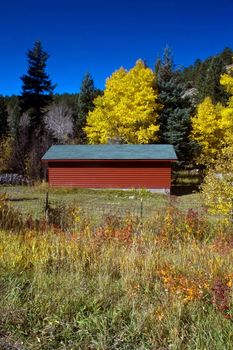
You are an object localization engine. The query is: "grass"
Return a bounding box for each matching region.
[172,169,203,186]
[1,185,232,349]
[0,217,233,349]
[0,184,202,220]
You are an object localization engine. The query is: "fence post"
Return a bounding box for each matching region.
[231,198,233,223]
[140,198,143,221]
[45,191,49,220]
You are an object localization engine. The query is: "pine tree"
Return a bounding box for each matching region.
[156,48,196,163]
[20,40,56,130]
[6,95,21,137]
[180,47,233,104]
[0,96,8,137]
[198,56,227,103]
[76,73,99,143]
[19,41,56,178]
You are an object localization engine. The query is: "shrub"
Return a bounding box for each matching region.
[0,136,13,172]
[47,201,84,231]
[201,144,233,223]
[0,193,24,231]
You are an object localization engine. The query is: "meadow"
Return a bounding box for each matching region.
[0,185,233,350]
[0,184,201,219]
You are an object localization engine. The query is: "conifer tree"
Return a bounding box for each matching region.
[155,48,196,163]
[7,95,21,137]
[20,40,56,130]
[76,73,98,142]
[18,41,56,178]
[180,47,233,104]
[0,96,8,137]
[198,56,227,103]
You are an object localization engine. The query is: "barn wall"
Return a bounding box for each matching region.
[47,161,172,189]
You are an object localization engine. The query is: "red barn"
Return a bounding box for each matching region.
[42,144,177,193]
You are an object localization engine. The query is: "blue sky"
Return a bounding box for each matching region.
[1,0,233,95]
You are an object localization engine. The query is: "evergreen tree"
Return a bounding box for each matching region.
[155,47,175,140]
[198,56,227,103]
[155,47,174,83]
[164,84,197,162]
[156,48,196,163]
[0,96,8,137]
[6,95,21,137]
[20,40,56,130]
[19,41,56,179]
[53,93,79,111]
[76,73,99,143]
[180,47,233,104]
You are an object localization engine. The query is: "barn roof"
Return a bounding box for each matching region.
[42,144,177,161]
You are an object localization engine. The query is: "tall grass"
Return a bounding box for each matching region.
[0,198,233,349]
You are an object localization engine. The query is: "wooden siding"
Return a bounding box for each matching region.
[47,161,172,189]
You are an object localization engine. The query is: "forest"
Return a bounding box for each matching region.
[0,42,233,192]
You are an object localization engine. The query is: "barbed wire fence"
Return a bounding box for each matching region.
[3,190,232,231]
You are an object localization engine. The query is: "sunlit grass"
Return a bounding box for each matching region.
[0,198,233,349]
[0,184,201,221]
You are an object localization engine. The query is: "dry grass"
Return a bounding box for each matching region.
[0,195,233,349]
[0,184,201,220]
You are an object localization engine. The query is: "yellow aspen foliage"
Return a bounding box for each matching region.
[191,97,227,162]
[191,65,233,164]
[220,68,233,96]
[200,65,233,219]
[201,144,233,221]
[220,66,233,110]
[84,60,161,144]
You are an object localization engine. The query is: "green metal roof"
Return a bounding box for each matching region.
[42,144,177,161]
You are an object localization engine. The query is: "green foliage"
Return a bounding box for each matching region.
[6,95,21,136]
[0,136,13,172]
[16,41,57,178]
[0,95,8,137]
[180,47,233,104]
[20,40,56,129]
[75,72,100,143]
[198,56,227,103]
[54,92,79,109]
[155,48,196,162]
[1,46,233,178]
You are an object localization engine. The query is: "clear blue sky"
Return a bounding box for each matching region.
[1,0,233,95]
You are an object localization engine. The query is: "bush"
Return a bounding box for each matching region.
[0,193,24,231]
[0,136,13,172]
[47,202,83,231]
[201,145,233,223]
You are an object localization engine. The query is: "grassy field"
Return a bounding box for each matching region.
[1,185,232,349]
[0,184,202,220]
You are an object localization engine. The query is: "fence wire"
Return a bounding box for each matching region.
[3,190,229,231]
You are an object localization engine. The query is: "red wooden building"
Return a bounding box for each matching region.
[42,144,177,193]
